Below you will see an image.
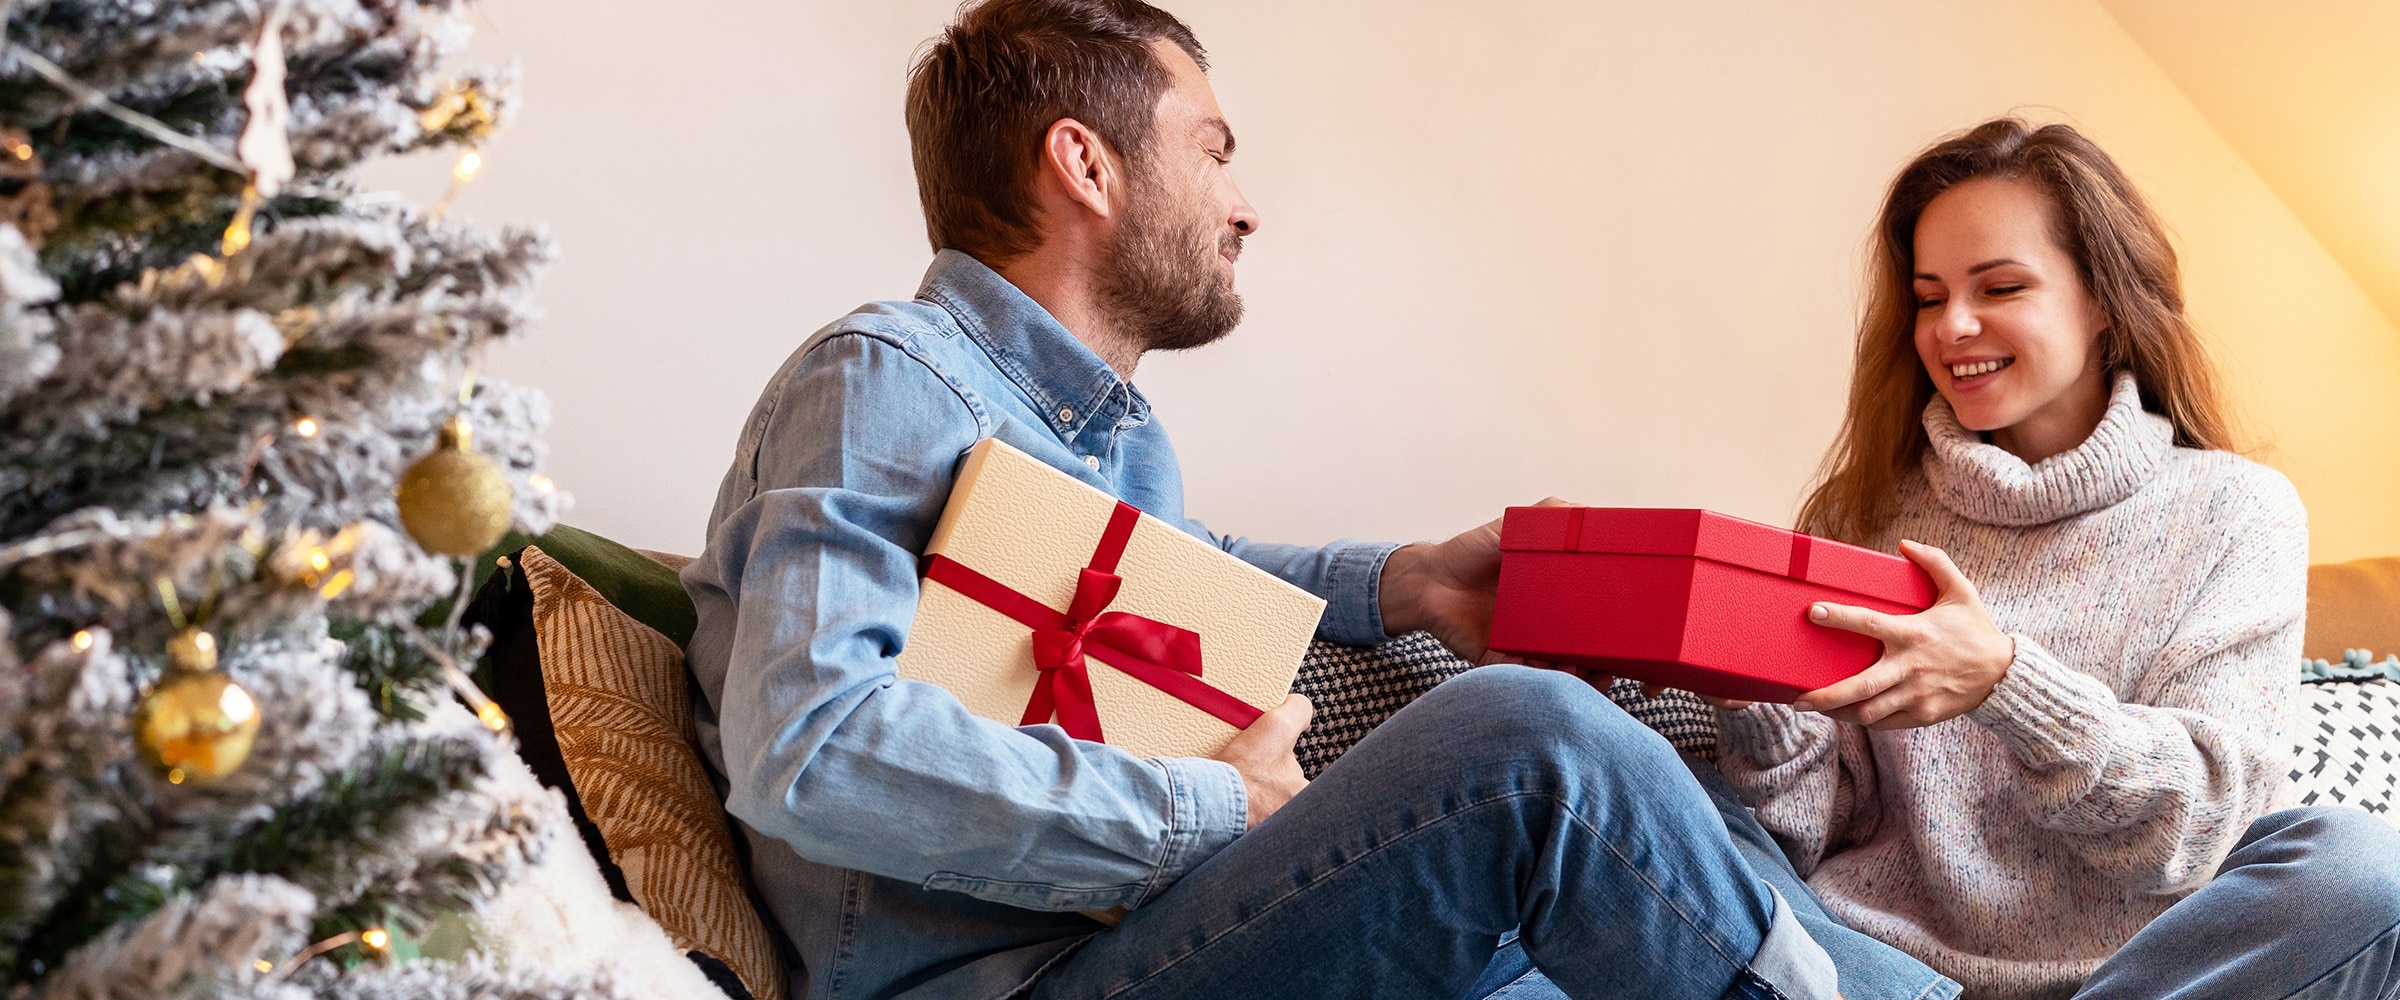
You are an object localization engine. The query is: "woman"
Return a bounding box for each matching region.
[1707,118,2400,999]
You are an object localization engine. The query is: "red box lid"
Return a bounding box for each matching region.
[1499,507,1935,608]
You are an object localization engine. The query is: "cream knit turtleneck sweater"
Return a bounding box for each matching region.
[1715,373,2309,1000]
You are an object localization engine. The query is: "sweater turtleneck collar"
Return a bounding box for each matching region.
[1921,371,2174,527]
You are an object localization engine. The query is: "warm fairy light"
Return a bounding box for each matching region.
[317,568,355,600]
[307,548,332,573]
[433,150,487,220]
[527,473,554,495]
[477,702,509,731]
[360,929,390,952]
[70,630,94,652]
[183,252,228,288]
[167,767,187,785]
[254,959,274,973]
[7,141,28,160]
[221,185,261,257]
[293,417,319,437]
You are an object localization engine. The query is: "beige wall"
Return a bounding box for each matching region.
[373,0,2400,562]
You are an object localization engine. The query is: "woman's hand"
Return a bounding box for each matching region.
[1791,539,2015,730]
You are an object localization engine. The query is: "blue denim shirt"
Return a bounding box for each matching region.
[683,250,1401,1000]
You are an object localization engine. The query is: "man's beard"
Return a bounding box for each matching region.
[1094,176,1245,354]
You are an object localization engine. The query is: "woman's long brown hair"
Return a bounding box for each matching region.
[1796,118,2238,545]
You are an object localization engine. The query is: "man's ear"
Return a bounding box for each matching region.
[1037,118,1124,221]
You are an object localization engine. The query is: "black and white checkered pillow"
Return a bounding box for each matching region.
[1295,636,2400,834]
[1291,632,1718,778]
[2289,678,2400,823]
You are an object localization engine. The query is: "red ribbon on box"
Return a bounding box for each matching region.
[922,501,1264,743]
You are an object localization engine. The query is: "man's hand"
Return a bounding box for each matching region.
[1792,540,2014,730]
[1381,498,1576,665]
[1211,694,1312,829]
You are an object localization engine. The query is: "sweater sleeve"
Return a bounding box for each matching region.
[1713,703,1882,876]
[1964,485,2307,895]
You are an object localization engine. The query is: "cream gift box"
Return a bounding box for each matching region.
[893,437,1325,760]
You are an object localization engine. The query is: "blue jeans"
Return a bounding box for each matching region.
[1027,665,1946,1000]
[2077,806,2400,1000]
[1692,748,2400,1000]
[1460,750,1961,1000]
[1677,752,2400,1000]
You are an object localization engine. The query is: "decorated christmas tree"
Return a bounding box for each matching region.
[0,1,613,995]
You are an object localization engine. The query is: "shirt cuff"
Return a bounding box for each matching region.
[1318,539,1403,646]
[1715,703,1825,764]
[1965,634,2121,770]
[1133,756,1248,907]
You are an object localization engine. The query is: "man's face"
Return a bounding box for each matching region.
[1094,40,1261,353]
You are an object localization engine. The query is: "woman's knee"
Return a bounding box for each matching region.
[2235,807,2400,920]
[2246,806,2400,856]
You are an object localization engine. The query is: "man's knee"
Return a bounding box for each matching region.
[1404,665,1679,769]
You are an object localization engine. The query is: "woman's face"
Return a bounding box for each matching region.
[1911,177,2113,463]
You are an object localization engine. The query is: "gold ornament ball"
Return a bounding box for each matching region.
[396,416,514,557]
[135,669,261,785]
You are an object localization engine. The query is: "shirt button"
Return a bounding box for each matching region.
[1083,455,1102,471]
[1057,406,1075,424]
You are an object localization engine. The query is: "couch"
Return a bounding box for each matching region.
[456,527,2400,998]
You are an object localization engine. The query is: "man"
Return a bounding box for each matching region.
[684,2,1948,998]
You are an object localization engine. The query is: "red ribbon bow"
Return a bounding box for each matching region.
[923,501,1264,743]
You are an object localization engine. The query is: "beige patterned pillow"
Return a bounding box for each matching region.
[520,546,786,1000]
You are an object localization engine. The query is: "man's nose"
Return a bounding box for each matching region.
[1229,192,1261,236]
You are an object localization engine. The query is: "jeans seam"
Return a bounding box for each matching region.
[1908,974,1960,1000]
[2274,911,2400,1000]
[1563,801,1758,975]
[1485,966,1545,998]
[1096,785,1754,998]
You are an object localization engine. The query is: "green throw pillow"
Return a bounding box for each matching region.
[468,524,697,649]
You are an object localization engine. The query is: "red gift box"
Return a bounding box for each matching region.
[1489,507,1936,704]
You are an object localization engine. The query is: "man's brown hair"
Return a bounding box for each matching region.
[905,0,1206,265]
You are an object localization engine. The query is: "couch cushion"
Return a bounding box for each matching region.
[2289,675,2400,828]
[468,546,783,1000]
[2307,557,2400,662]
[1292,631,1718,777]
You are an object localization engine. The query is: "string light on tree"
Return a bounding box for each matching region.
[417,80,500,140]
[220,184,263,256]
[432,147,484,220]
[0,126,57,247]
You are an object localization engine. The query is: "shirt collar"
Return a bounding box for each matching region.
[916,249,1148,440]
